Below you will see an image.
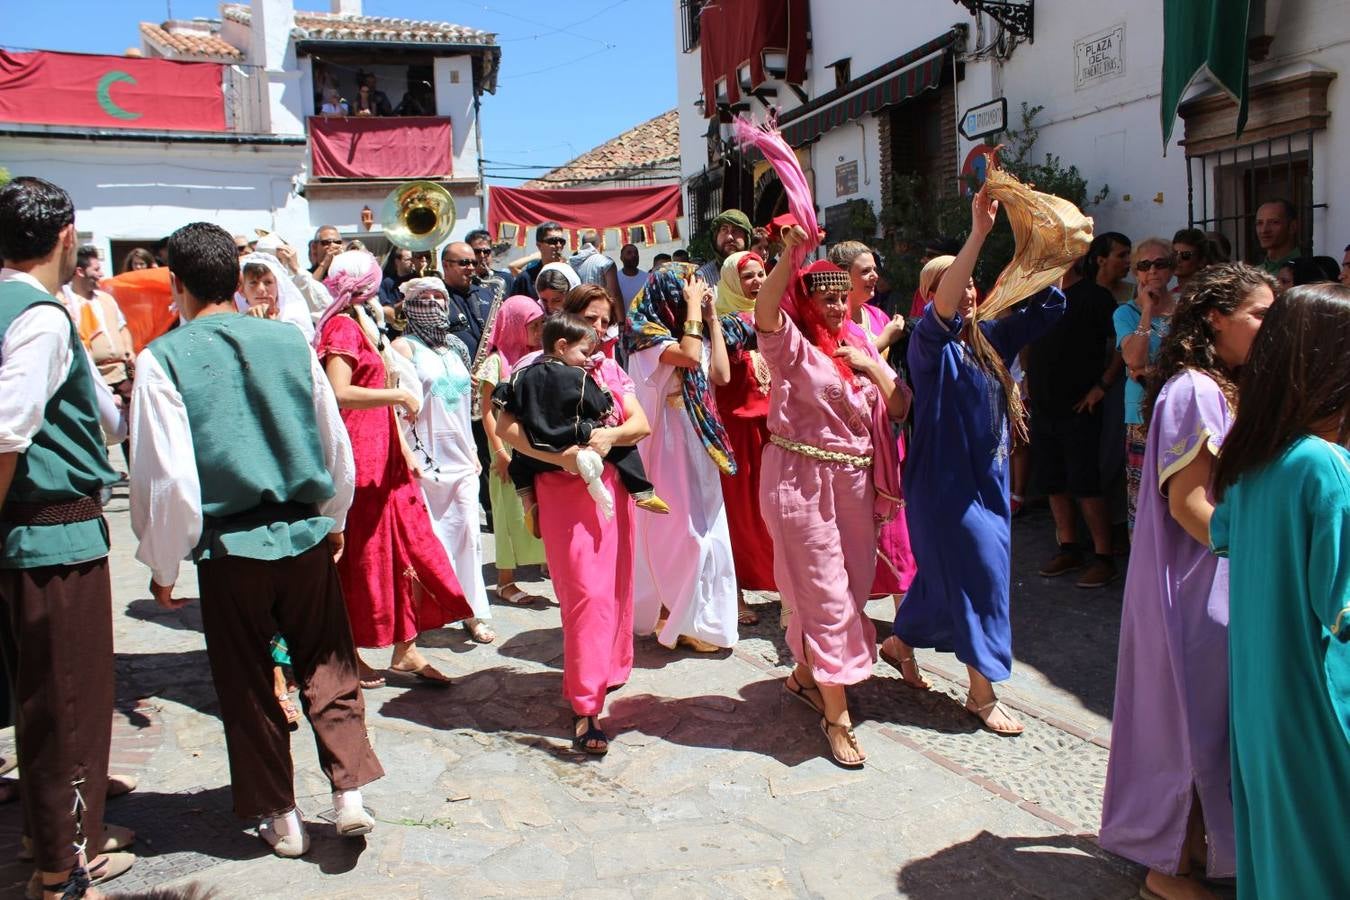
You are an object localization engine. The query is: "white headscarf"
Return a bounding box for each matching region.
[235,252,314,340]
[536,261,581,294]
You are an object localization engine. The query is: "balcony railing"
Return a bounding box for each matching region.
[308,115,453,180]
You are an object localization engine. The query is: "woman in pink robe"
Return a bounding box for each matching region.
[755,231,911,768]
[495,292,654,756]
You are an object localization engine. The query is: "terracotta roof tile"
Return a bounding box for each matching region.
[139,22,243,61]
[220,3,496,46]
[524,110,680,188]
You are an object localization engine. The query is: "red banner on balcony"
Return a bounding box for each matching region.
[309,116,453,179]
[489,185,682,248]
[699,0,809,116]
[0,50,224,131]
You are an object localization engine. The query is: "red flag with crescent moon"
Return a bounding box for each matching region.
[0,50,224,132]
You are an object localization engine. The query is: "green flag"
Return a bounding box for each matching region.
[1160,0,1252,148]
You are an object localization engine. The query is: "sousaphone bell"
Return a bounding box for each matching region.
[380,180,456,251]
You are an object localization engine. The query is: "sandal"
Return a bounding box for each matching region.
[879,643,931,690]
[276,694,301,731]
[819,716,866,768]
[387,661,453,687]
[965,694,1025,736]
[464,619,496,644]
[572,715,608,755]
[495,584,543,606]
[737,606,760,626]
[783,674,824,716]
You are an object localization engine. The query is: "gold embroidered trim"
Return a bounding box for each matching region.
[770,433,872,469]
[749,349,771,395]
[1332,604,1348,636]
[1156,427,1219,497]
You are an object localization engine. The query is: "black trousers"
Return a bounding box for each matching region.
[471,417,492,524]
[198,543,384,819]
[0,558,113,872]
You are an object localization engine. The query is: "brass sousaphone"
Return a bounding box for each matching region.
[380,180,456,251]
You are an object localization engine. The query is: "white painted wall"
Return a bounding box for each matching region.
[0,136,310,255]
[675,0,1350,255]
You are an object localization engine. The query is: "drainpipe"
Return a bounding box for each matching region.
[474,91,488,226]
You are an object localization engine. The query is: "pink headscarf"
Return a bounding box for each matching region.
[312,250,382,347]
[485,295,543,378]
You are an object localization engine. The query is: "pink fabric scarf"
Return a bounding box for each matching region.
[485,295,543,378]
[313,262,382,347]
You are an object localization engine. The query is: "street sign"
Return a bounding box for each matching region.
[959,98,1008,141]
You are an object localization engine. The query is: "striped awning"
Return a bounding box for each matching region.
[778,29,958,148]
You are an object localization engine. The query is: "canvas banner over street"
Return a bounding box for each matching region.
[0,49,225,131]
[489,184,682,247]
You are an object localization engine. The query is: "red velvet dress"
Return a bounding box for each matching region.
[317,315,469,648]
[715,323,777,591]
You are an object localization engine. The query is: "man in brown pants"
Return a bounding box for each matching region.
[0,177,134,897]
[129,222,383,857]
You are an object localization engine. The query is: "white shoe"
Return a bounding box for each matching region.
[333,789,375,837]
[258,809,310,858]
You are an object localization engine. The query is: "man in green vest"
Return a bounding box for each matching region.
[129,222,383,858]
[0,176,134,898]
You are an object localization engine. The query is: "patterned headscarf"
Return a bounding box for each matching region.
[715,251,764,316]
[400,276,471,370]
[314,250,382,346]
[626,262,737,475]
[482,295,543,379]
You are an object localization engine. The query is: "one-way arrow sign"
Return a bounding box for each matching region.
[959,98,1008,141]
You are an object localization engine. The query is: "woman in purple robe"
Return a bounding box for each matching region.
[1099,263,1276,900]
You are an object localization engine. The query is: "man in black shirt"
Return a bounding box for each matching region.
[510,222,567,301]
[440,241,494,356]
[1025,252,1124,589]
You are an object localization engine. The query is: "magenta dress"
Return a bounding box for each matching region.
[317,315,469,648]
[535,358,637,716]
[758,316,885,686]
[1100,370,1235,876]
[854,305,917,595]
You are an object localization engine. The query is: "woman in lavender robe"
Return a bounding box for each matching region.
[1100,263,1276,900]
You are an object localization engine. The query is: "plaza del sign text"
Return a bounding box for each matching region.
[1075,23,1125,89]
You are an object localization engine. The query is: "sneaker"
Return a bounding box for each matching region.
[1075,556,1118,589]
[1038,547,1084,577]
[259,810,310,858]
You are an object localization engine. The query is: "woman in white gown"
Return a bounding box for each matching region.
[391,277,493,643]
[625,264,738,651]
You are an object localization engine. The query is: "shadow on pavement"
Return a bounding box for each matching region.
[124,596,205,633]
[896,830,1142,899]
[116,649,221,721]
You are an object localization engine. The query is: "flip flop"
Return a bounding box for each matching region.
[495,585,544,606]
[783,674,824,716]
[387,662,452,687]
[358,672,386,690]
[879,644,932,690]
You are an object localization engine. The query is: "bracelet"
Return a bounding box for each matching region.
[683,320,704,337]
[494,447,509,458]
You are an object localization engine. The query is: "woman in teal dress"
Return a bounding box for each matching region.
[1211,282,1350,900]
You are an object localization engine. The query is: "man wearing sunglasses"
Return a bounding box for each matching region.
[439,241,493,359]
[308,225,345,282]
[509,222,567,301]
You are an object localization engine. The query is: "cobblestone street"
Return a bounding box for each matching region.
[0,489,1167,898]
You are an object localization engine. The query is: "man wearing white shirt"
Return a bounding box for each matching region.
[129,222,382,859]
[0,177,132,897]
[616,242,648,306]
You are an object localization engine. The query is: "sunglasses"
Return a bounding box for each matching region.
[317,238,343,246]
[542,237,567,246]
[472,246,493,256]
[1136,257,1174,272]
[1175,250,1196,261]
[447,258,475,268]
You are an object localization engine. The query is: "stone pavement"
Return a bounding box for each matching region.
[0,489,1171,899]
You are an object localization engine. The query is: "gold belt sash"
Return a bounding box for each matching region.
[769,434,871,469]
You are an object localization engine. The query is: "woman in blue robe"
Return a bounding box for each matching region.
[882,188,1064,735]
